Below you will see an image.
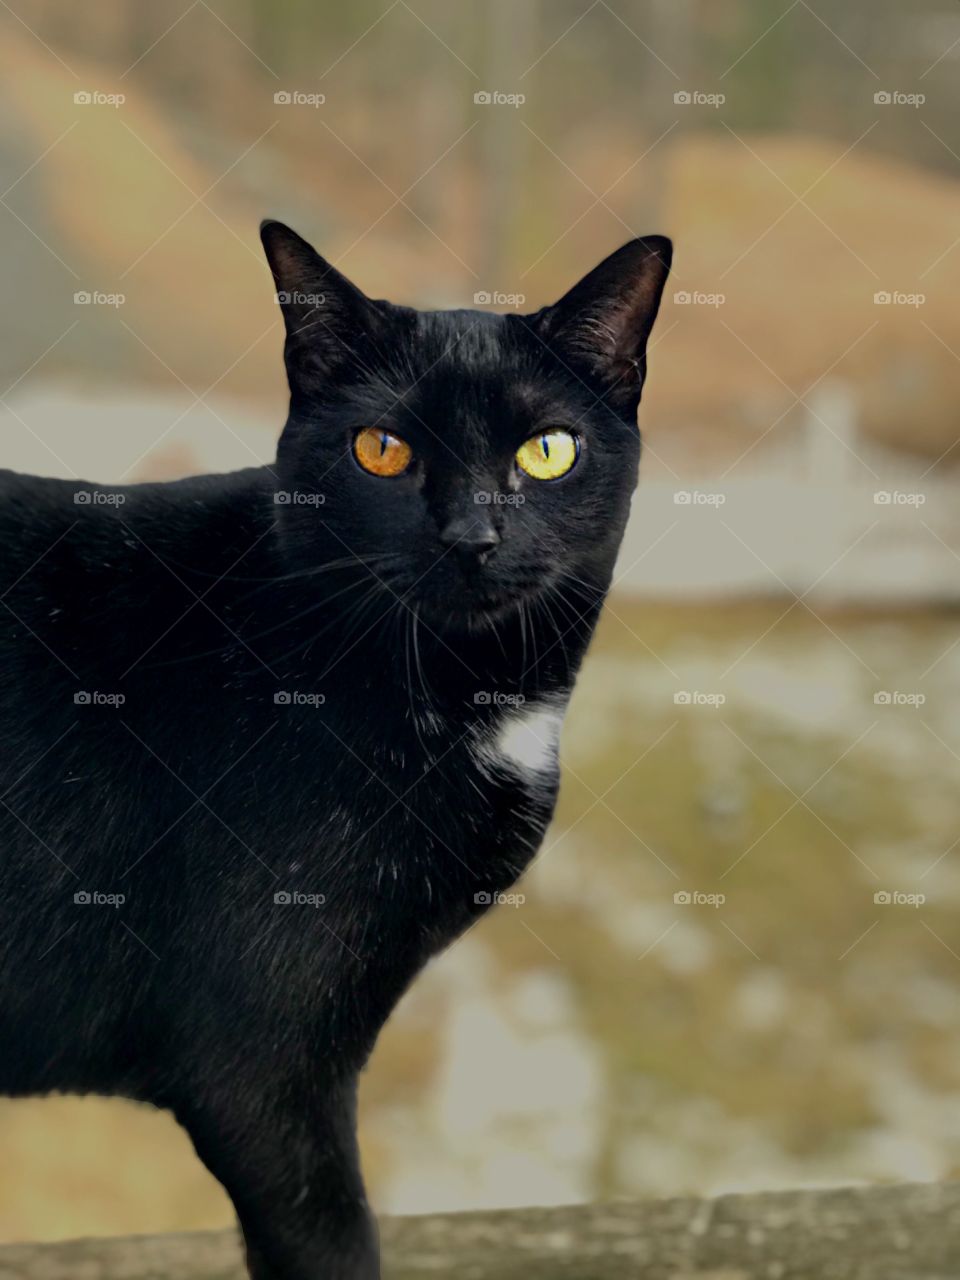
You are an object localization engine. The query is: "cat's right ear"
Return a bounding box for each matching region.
[260,220,383,398]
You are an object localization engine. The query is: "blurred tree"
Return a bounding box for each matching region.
[478,0,539,285]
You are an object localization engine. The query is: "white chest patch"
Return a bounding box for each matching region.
[475,701,565,779]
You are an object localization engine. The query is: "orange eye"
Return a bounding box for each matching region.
[353,428,413,477]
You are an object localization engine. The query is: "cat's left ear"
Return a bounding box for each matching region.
[260,219,384,400]
[533,237,672,414]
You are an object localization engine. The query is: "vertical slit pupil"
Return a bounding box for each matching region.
[379,432,389,456]
[542,435,550,459]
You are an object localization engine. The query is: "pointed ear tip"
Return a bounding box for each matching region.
[639,235,673,268]
[260,218,289,245]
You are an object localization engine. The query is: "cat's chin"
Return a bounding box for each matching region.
[413,587,529,635]
[458,600,523,633]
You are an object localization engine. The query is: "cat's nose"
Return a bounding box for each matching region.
[439,515,501,566]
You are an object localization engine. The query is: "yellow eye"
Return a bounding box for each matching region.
[353,427,413,477]
[515,430,579,481]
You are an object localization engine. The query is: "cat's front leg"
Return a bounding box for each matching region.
[177,1071,379,1280]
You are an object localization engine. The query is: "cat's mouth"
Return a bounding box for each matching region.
[347,551,553,633]
[405,572,546,632]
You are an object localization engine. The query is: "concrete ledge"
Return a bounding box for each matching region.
[1,1182,959,1279]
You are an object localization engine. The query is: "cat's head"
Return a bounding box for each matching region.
[261,221,671,632]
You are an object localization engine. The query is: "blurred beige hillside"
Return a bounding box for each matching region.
[653,135,960,468]
[1,24,958,483]
[0,32,281,403]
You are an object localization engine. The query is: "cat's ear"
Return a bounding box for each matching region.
[534,237,672,414]
[260,220,383,399]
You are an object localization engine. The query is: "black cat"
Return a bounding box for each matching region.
[0,221,671,1279]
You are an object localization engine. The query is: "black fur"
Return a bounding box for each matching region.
[0,222,671,1279]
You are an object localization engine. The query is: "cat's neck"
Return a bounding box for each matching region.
[245,562,602,714]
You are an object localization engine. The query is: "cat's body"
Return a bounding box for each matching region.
[0,461,575,1098]
[0,224,670,1279]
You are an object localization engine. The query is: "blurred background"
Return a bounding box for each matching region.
[2,0,960,1243]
